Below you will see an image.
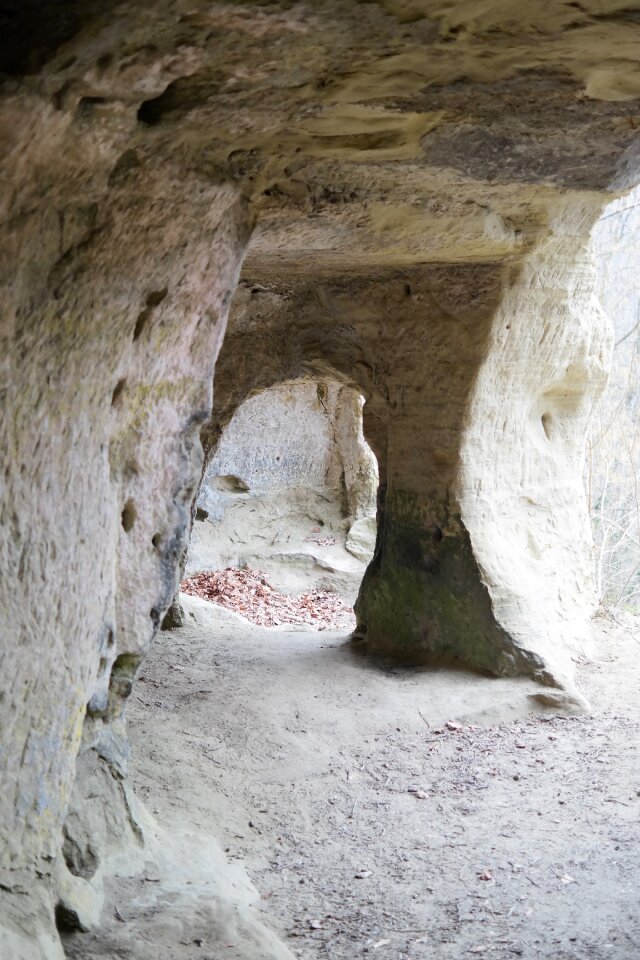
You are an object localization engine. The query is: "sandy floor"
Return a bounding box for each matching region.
[68,597,637,960]
[62,492,640,960]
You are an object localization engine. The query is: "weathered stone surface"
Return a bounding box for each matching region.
[198,379,377,522]
[0,25,250,949]
[161,598,187,631]
[458,198,612,686]
[54,861,102,933]
[1,0,640,956]
[345,516,377,563]
[589,186,640,608]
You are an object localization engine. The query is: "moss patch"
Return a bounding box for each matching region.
[356,490,543,677]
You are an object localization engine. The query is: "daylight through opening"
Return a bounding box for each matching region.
[182,378,379,631]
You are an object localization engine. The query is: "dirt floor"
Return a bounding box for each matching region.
[62,595,640,960]
[62,497,640,960]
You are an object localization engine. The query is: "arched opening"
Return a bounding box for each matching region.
[182,377,378,631]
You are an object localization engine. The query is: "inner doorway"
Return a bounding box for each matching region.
[183,378,378,631]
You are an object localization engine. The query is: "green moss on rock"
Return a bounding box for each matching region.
[356,489,543,677]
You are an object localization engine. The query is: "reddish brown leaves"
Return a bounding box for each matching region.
[181,567,356,631]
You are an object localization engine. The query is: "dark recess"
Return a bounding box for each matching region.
[0,0,135,76]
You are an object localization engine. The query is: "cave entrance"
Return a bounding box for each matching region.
[181,378,378,632]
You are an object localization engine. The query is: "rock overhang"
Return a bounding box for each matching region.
[4,1,640,275]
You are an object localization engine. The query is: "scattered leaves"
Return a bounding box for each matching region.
[181,567,355,630]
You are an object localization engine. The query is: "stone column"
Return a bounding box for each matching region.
[356,197,611,690]
[458,196,611,688]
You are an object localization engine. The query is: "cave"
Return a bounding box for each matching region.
[2,2,640,958]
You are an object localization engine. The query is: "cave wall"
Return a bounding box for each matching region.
[459,197,612,687]
[588,186,640,607]
[197,379,377,522]
[0,67,250,959]
[1,0,640,957]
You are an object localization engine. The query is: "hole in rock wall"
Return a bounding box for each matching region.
[111,378,126,405]
[121,498,137,532]
[182,379,379,631]
[540,412,553,440]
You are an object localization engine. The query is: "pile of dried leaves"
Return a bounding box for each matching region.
[181,567,356,631]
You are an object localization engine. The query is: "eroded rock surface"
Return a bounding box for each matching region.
[0,25,251,954]
[589,186,640,608]
[1,1,640,957]
[198,379,377,522]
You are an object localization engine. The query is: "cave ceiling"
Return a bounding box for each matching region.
[3,0,640,285]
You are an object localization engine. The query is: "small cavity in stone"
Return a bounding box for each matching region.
[121,499,137,532]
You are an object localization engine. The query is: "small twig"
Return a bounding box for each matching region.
[418,709,430,727]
